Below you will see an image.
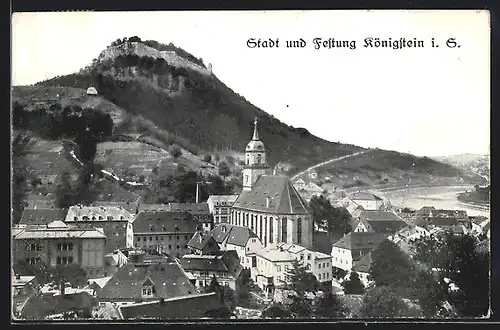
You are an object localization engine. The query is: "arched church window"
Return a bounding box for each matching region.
[257,154,262,164]
[245,175,249,183]
[282,218,287,243]
[297,218,302,244]
[269,217,273,243]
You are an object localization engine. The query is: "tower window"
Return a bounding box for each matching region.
[282,218,287,243]
[297,218,302,244]
[245,175,249,183]
[257,154,262,164]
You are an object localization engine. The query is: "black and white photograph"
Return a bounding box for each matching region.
[11,10,490,321]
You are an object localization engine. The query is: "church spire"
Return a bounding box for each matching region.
[252,117,260,141]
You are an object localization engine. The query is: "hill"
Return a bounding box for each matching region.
[34,37,364,174]
[301,149,487,191]
[432,154,490,182]
[12,36,486,209]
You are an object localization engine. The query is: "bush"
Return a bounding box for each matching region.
[169,145,182,158]
[203,155,212,163]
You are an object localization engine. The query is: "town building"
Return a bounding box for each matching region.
[65,205,135,254]
[180,250,243,290]
[348,192,384,211]
[330,232,388,273]
[97,251,198,305]
[138,203,213,232]
[353,211,408,234]
[209,223,263,269]
[352,251,374,286]
[12,221,107,278]
[19,208,67,227]
[295,182,324,202]
[92,201,139,215]
[187,232,221,255]
[250,243,332,296]
[207,195,239,225]
[118,292,222,320]
[132,211,200,258]
[230,118,313,249]
[12,273,39,315]
[86,86,98,96]
[18,291,97,320]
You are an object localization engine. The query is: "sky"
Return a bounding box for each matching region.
[12,10,490,157]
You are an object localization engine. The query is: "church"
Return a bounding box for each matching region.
[229,118,313,249]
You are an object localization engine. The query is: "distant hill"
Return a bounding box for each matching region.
[432,154,490,182]
[12,36,486,194]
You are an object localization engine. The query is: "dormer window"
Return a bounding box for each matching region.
[141,284,156,298]
[83,216,89,221]
[74,217,78,221]
[99,216,103,220]
[107,216,113,221]
[92,216,96,221]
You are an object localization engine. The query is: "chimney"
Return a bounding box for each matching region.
[266,197,270,208]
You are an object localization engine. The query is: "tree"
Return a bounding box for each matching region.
[168,145,182,158]
[235,268,256,306]
[262,302,291,318]
[414,269,446,318]
[13,260,51,285]
[55,172,75,209]
[205,276,235,318]
[285,259,319,295]
[370,239,417,297]
[218,161,231,179]
[49,264,88,294]
[314,291,348,318]
[288,292,314,318]
[360,286,412,318]
[203,155,212,163]
[342,271,365,294]
[309,195,352,234]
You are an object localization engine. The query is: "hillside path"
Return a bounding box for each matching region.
[291,149,373,181]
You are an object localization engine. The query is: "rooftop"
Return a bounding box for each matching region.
[210,224,259,247]
[13,222,107,240]
[332,232,388,251]
[350,191,383,201]
[98,261,197,301]
[65,205,134,222]
[20,208,67,226]
[232,175,310,215]
[133,211,199,234]
[207,195,239,202]
[137,203,210,215]
[187,232,219,251]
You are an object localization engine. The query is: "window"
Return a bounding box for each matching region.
[185,235,189,240]
[259,217,263,240]
[297,218,302,244]
[281,218,287,243]
[323,262,326,268]
[56,257,62,264]
[74,217,78,221]
[184,244,188,249]
[199,281,204,287]
[245,175,249,183]
[307,254,311,260]
[176,236,179,240]
[251,215,254,231]
[155,236,159,241]
[318,263,322,269]
[257,154,262,164]
[269,217,273,243]
[168,245,172,249]
[142,286,155,298]
[68,257,73,264]
[68,243,73,251]
[142,237,146,241]
[57,243,62,251]
[276,265,281,272]
[149,236,153,241]
[160,236,164,241]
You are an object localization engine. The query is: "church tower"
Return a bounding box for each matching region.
[243,117,270,191]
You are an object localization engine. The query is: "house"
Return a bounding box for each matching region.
[118,292,222,320]
[132,211,199,258]
[97,251,198,305]
[187,232,221,255]
[353,211,408,234]
[138,203,213,232]
[17,291,97,320]
[209,224,263,269]
[336,197,365,218]
[92,201,139,215]
[86,86,98,96]
[352,251,374,286]
[65,205,135,253]
[12,274,39,314]
[296,182,324,202]
[207,195,239,225]
[293,178,307,190]
[180,250,243,290]
[230,118,314,249]
[12,221,107,278]
[251,243,332,297]
[104,249,129,277]
[331,232,388,272]
[349,192,384,211]
[83,277,112,297]
[19,208,67,227]
[417,206,436,218]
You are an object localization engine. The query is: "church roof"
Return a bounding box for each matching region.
[232,175,310,215]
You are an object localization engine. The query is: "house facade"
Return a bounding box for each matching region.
[207,195,239,225]
[331,232,388,273]
[65,205,134,254]
[180,251,243,290]
[132,211,199,259]
[187,232,221,255]
[13,221,107,277]
[209,224,263,269]
[349,192,384,211]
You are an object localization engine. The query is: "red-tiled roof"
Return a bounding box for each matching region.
[20,292,97,319]
[20,208,67,225]
[232,175,310,215]
[332,232,388,251]
[187,232,220,251]
[133,211,199,234]
[209,224,258,247]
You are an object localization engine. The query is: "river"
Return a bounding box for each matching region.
[372,185,490,218]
